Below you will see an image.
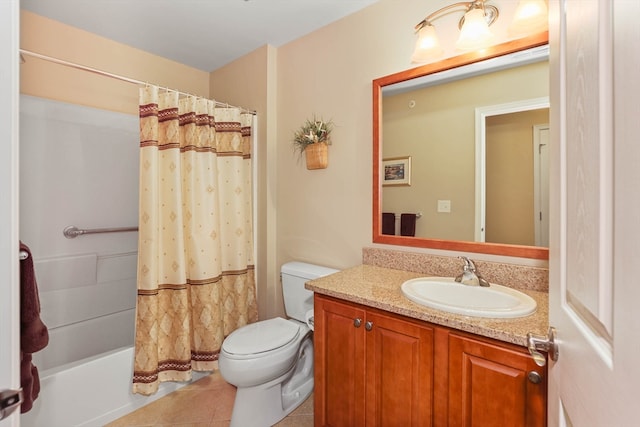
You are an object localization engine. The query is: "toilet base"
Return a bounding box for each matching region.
[230,377,313,427]
[229,336,314,427]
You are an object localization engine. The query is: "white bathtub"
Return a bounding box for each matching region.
[21,346,208,427]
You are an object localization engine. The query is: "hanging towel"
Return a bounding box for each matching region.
[20,352,41,414]
[382,212,396,235]
[19,241,49,413]
[400,213,417,237]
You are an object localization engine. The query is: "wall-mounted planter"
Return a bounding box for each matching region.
[305,142,328,170]
[293,116,333,170]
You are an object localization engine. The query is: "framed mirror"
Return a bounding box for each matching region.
[373,33,549,259]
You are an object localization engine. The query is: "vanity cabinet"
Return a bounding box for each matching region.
[313,294,435,427]
[314,294,547,427]
[447,332,547,426]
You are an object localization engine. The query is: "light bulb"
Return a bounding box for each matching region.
[456,8,495,51]
[509,0,548,36]
[411,24,444,63]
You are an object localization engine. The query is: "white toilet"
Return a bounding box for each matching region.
[219,261,338,427]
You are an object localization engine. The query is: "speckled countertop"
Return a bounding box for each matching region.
[305,264,549,347]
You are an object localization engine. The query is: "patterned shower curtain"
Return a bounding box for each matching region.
[132,85,258,395]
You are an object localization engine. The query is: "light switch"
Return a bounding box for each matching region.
[437,200,451,213]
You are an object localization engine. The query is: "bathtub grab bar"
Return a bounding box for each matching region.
[63,225,138,239]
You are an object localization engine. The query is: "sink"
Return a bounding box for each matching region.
[401,277,536,318]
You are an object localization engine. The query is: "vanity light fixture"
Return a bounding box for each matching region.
[411,0,548,63]
[411,0,499,63]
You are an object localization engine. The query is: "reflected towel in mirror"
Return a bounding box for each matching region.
[382,212,395,235]
[401,213,417,237]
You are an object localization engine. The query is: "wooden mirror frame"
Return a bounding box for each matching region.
[372,32,549,260]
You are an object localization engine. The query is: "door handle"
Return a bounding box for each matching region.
[0,389,23,421]
[527,326,559,367]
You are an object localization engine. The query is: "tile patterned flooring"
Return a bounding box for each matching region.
[105,371,314,427]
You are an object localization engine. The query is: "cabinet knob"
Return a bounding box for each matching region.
[365,321,373,331]
[354,318,362,328]
[527,371,542,384]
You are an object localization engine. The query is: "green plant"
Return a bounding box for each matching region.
[292,116,333,155]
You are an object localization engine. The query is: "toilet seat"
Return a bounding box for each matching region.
[219,318,311,387]
[222,317,301,357]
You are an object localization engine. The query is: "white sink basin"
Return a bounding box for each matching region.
[401,277,537,318]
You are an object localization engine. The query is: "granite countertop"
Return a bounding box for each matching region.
[305,264,549,347]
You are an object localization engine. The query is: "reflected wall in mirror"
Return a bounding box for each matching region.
[373,33,549,259]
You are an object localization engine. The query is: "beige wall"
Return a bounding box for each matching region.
[20,0,544,321]
[382,62,548,241]
[272,0,548,317]
[274,0,531,280]
[20,11,209,115]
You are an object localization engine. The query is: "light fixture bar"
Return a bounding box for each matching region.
[412,0,500,63]
[414,0,498,32]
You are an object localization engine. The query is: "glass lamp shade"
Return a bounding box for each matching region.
[455,8,495,51]
[411,24,444,63]
[509,0,548,36]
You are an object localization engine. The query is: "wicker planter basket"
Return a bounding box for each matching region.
[305,142,329,170]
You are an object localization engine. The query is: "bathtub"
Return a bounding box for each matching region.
[21,346,209,427]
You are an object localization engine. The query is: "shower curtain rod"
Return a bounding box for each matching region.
[19,49,256,115]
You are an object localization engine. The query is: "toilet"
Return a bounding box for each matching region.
[219,261,338,427]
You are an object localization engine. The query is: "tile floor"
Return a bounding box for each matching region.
[105,371,314,427]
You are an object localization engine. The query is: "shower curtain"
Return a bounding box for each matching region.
[133,86,258,395]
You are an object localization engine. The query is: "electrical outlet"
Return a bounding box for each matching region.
[437,200,451,213]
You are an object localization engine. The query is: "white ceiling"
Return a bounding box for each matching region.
[21,0,380,72]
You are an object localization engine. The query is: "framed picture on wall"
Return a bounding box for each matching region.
[382,156,411,186]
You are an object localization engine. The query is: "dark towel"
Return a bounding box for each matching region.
[400,213,417,237]
[19,241,49,413]
[20,352,41,413]
[382,212,395,235]
[20,242,48,352]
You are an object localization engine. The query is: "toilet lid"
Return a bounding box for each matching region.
[223,317,301,355]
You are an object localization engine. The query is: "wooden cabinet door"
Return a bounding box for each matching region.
[365,310,435,427]
[448,333,547,427]
[314,295,366,427]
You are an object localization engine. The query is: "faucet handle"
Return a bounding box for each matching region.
[457,256,490,287]
[459,256,476,271]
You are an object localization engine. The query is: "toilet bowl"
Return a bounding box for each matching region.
[218,261,338,427]
[219,317,311,387]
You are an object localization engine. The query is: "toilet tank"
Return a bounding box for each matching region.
[281,261,338,322]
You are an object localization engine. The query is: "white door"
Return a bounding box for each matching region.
[0,0,21,426]
[533,124,549,247]
[548,0,640,425]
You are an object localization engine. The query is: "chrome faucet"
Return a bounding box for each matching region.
[454,256,490,287]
